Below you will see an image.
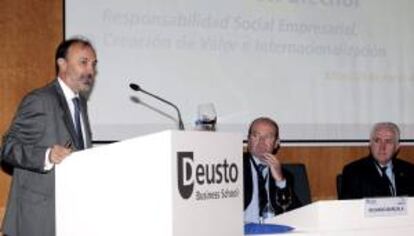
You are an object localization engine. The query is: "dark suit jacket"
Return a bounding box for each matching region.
[341,155,414,199]
[1,80,92,236]
[243,153,301,215]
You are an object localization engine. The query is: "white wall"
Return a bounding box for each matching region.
[66,0,414,141]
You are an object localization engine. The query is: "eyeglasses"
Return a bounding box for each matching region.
[249,132,276,142]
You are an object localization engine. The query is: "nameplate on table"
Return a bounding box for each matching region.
[364,197,407,217]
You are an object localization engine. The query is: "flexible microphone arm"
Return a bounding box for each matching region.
[129,83,185,130]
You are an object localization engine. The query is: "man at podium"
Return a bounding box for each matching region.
[341,122,414,199]
[244,117,301,223]
[0,37,97,236]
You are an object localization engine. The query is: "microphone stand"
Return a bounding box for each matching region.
[130,83,185,130]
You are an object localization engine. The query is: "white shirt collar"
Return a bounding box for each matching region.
[252,155,266,167]
[376,159,393,169]
[58,77,78,100]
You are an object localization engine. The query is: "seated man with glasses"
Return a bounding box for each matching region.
[244,117,302,223]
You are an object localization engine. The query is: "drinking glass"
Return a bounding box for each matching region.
[195,103,217,131]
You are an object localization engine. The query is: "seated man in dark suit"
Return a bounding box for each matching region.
[244,117,301,223]
[341,122,414,199]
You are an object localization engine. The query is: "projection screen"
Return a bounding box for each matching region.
[65,0,414,142]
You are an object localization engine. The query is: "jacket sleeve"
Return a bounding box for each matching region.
[341,164,361,199]
[271,170,302,214]
[1,93,49,173]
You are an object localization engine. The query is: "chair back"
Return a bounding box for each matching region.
[336,173,343,199]
[283,163,312,205]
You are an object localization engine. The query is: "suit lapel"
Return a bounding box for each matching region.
[52,81,80,149]
[393,160,406,195]
[244,153,253,209]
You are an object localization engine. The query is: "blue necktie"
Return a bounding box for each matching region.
[72,97,85,150]
[256,164,268,216]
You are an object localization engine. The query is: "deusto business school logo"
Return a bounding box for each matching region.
[177,151,240,201]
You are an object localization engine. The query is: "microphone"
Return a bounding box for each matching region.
[129,83,185,130]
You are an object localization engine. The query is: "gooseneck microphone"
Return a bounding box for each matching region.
[129,83,185,130]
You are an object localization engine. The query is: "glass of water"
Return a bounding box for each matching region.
[195,103,217,131]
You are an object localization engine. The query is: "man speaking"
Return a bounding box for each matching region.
[1,37,97,236]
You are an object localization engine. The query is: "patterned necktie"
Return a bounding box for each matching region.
[72,97,85,150]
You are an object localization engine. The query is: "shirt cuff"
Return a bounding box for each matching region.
[275,179,287,189]
[44,148,54,171]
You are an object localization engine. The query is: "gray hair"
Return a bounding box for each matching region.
[370,122,400,144]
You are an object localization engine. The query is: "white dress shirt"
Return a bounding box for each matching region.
[244,155,287,223]
[44,78,86,170]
